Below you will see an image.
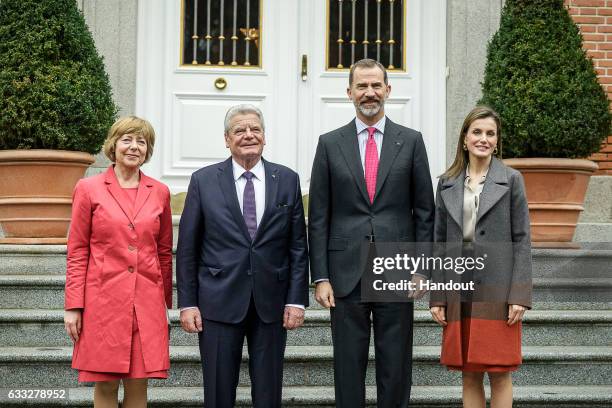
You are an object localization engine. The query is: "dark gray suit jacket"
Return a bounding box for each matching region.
[308,118,435,297]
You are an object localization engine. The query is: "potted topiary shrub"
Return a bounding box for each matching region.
[479,0,611,242]
[0,0,117,243]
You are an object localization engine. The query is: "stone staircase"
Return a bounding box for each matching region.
[0,244,611,407]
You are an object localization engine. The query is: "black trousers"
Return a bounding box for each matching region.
[198,298,287,408]
[331,282,414,408]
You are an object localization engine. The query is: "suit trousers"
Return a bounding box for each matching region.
[198,298,287,408]
[331,282,414,408]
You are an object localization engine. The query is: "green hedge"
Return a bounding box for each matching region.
[479,0,611,158]
[0,0,117,153]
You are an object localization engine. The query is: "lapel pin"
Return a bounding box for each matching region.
[272,174,276,179]
[395,141,401,146]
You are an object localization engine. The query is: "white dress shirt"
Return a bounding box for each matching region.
[233,158,265,228]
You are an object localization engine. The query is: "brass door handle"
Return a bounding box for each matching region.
[301,55,308,81]
[214,77,227,90]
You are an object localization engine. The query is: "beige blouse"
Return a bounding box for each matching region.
[462,167,487,242]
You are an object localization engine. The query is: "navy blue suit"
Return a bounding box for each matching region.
[177,157,309,407]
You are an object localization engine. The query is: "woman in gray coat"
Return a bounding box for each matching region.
[430,106,533,408]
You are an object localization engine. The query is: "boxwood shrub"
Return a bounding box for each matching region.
[0,0,117,153]
[479,0,611,158]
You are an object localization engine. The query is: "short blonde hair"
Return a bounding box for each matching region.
[103,116,156,163]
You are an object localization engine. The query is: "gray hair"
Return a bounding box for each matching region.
[224,104,265,133]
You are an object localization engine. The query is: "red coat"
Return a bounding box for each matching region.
[65,166,173,373]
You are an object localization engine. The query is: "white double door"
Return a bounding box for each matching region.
[136,0,446,192]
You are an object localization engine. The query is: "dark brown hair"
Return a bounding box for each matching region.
[442,106,502,179]
[349,59,388,86]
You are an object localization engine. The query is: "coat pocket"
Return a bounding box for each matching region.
[201,266,222,277]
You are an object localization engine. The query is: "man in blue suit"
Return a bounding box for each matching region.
[176,104,309,408]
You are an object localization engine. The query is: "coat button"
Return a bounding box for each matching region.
[479,230,485,236]
[128,245,136,251]
[128,266,134,273]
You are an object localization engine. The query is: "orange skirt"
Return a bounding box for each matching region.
[78,312,168,382]
[445,317,519,373]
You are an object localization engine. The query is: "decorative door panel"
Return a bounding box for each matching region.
[327,0,405,70]
[181,0,262,67]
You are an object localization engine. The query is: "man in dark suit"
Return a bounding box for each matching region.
[308,59,435,407]
[176,104,309,408]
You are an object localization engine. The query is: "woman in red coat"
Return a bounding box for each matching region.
[64,116,173,407]
[430,106,532,408]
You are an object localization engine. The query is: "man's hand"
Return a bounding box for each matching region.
[507,304,526,326]
[408,274,428,300]
[430,306,447,327]
[64,309,82,343]
[315,281,336,308]
[283,306,305,330]
[180,308,203,333]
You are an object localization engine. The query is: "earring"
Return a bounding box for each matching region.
[462,143,467,151]
[493,146,499,155]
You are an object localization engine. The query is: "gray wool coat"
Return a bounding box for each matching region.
[432,157,533,367]
[432,156,533,317]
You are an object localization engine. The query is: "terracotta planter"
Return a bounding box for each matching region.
[503,158,598,243]
[0,150,95,244]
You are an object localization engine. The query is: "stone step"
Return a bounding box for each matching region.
[0,245,68,275]
[574,222,612,243]
[0,275,609,310]
[1,385,611,407]
[2,244,611,281]
[0,345,610,388]
[1,309,611,348]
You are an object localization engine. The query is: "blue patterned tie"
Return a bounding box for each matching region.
[242,171,257,240]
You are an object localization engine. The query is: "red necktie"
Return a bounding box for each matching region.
[364,126,379,203]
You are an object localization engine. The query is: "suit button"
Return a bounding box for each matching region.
[128,266,134,273]
[128,223,134,230]
[128,245,136,251]
[479,230,485,236]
